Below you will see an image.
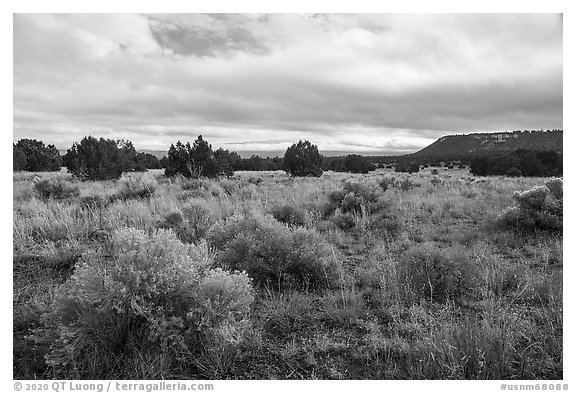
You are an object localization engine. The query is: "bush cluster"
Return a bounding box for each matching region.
[395,161,420,173]
[34,228,254,378]
[270,205,306,227]
[207,214,341,290]
[158,200,215,243]
[498,178,562,232]
[325,181,380,216]
[112,174,158,201]
[14,139,62,172]
[398,243,482,303]
[32,178,80,200]
[470,150,562,177]
[379,176,419,192]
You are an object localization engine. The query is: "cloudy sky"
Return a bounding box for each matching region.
[13,13,562,154]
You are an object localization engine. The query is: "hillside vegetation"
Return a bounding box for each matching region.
[13,169,562,379]
[413,130,562,158]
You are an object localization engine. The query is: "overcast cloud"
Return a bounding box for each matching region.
[13,13,563,154]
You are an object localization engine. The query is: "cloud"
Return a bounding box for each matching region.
[13,13,562,154]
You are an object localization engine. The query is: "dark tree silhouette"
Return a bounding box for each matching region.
[132,152,161,171]
[214,148,241,177]
[164,135,220,178]
[343,154,376,174]
[394,161,420,173]
[14,139,61,172]
[64,136,130,180]
[13,145,27,171]
[283,140,323,177]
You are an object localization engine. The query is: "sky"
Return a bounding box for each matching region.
[13,13,563,155]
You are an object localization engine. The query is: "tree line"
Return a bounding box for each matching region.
[13,135,380,180]
[13,135,562,180]
[470,150,562,177]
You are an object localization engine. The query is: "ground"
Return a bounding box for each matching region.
[13,168,562,379]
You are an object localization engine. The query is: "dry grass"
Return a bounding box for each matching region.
[13,168,562,379]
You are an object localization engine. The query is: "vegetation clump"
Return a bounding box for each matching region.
[498,179,562,231]
[14,139,62,172]
[398,243,482,303]
[33,178,80,200]
[207,214,341,291]
[112,174,158,201]
[324,181,380,216]
[270,205,306,227]
[34,228,254,378]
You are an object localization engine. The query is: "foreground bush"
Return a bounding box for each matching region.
[498,179,562,232]
[207,214,341,290]
[33,228,254,378]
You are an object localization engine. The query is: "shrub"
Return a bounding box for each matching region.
[379,176,395,192]
[331,212,356,231]
[498,181,562,232]
[507,167,522,177]
[395,178,418,192]
[343,182,379,205]
[207,214,341,290]
[112,174,158,201]
[430,176,442,187]
[283,140,323,177]
[431,169,439,176]
[323,182,382,217]
[34,228,254,378]
[545,178,562,199]
[182,200,215,240]
[366,210,402,238]
[33,179,80,200]
[398,243,482,303]
[38,239,85,271]
[395,161,420,173]
[341,192,363,214]
[157,201,214,243]
[271,205,306,227]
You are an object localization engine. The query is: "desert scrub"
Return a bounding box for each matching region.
[33,228,254,378]
[112,173,158,201]
[323,181,380,216]
[158,200,216,243]
[33,178,80,200]
[207,214,342,291]
[379,176,395,192]
[395,177,419,192]
[398,243,483,303]
[270,204,306,227]
[498,179,562,232]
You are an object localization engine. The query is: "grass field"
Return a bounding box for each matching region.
[13,168,562,380]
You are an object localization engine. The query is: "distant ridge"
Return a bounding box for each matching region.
[412,130,562,157]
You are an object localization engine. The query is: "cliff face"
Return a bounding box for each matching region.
[413,130,563,157]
